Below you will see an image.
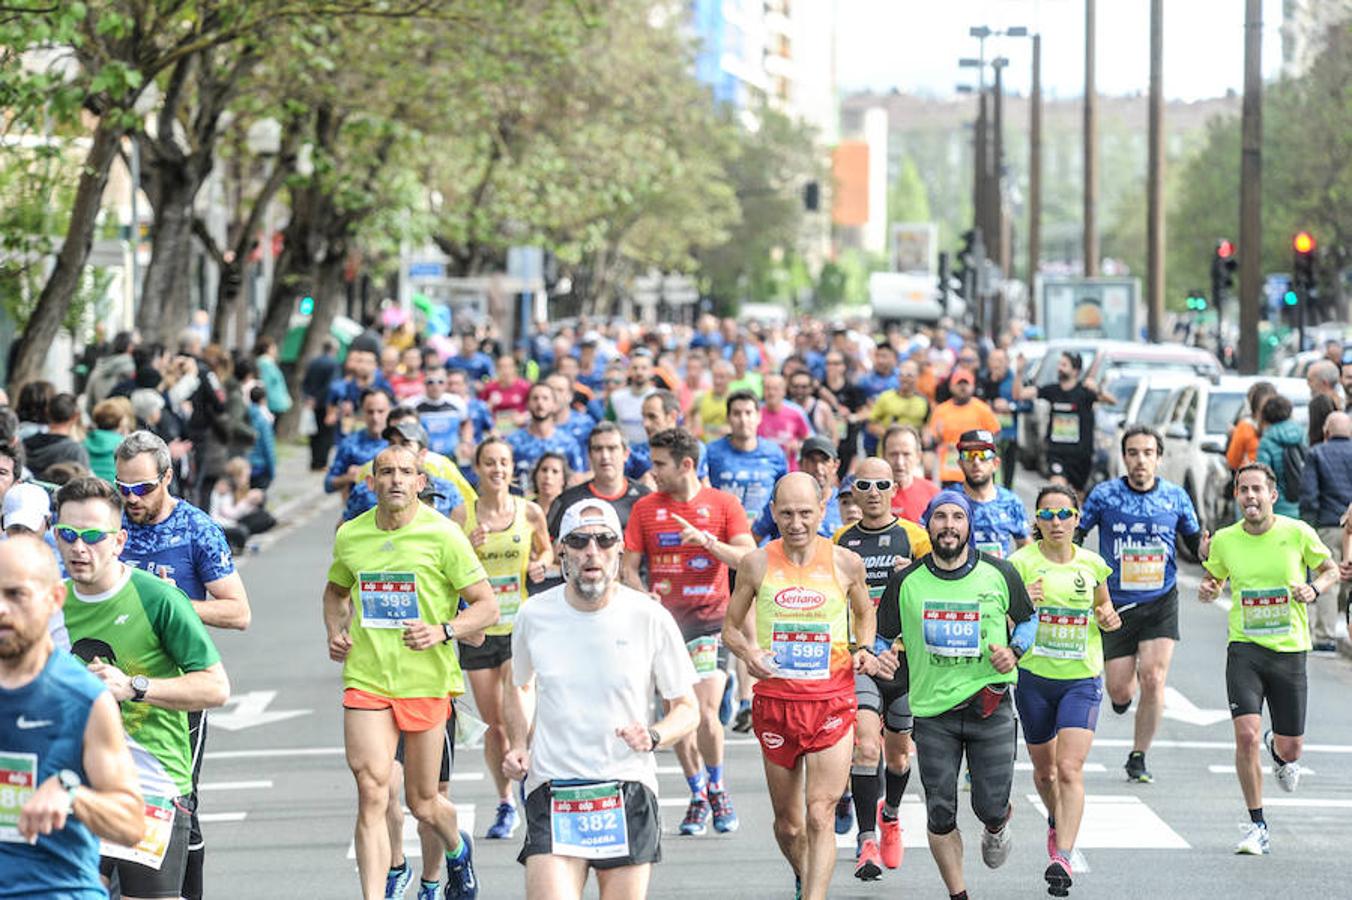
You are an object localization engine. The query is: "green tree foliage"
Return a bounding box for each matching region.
[887,154,931,227]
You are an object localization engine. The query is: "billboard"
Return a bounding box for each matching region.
[1039,277,1142,342]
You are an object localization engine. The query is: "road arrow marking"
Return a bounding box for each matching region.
[210,691,311,732]
[1162,686,1230,727]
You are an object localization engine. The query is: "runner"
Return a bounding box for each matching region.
[625,390,708,485]
[114,431,249,900]
[706,390,789,516]
[1199,462,1338,856]
[544,372,596,451]
[1078,425,1202,783]
[407,364,472,461]
[504,383,587,493]
[956,430,1031,560]
[689,360,734,441]
[623,427,755,837]
[875,490,1037,900]
[503,499,700,899]
[832,456,931,879]
[327,387,394,504]
[547,422,651,538]
[722,472,880,900]
[927,370,1001,487]
[0,535,145,899]
[607,350,655,446]
[54,476,231,899]
[879,425,939,523]
[1016,352,1114,503]
[323,444,500,899]
[450,436,552,842]
[347,408,478,523]
[753,436,844,542]
[1008,486,1122,896]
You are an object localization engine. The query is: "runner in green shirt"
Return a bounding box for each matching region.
[1200,462,1338,857]
[1007,485,1120,897]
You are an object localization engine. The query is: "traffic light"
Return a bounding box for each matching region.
[298,295,315,315]
[1210,238,1237,309]
[1283,289,1299,307]
[1185,289,1208,311]
[955,229,980,302]
[1292,231,1316,292]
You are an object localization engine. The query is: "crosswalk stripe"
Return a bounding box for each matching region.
[347,806,478,859]
[1208,764,1316,775]
[199,812,248,823]
[1025,794,1190,849]
[198,780,273,791]
[1263,798,1352,808]
[1016,762,1107,773]
[834,798,930,849]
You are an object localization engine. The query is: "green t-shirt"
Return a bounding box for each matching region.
[729,372,764,398]
[877,552,1035,718]
[62,568,221,795]
[1008,542,1113,680]
[1202,515,1330,653]
[327,504,489,698]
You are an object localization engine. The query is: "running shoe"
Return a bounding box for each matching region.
[854,837,883,881]
[485,801,518,839]
[679,794,710,836]
[709,788,740,833]
[1124,751,1152,783]
[794,874,802,899]
[1044,852,1073,897]
[980,808,1013,869]
[877,801,904,869]
[834,792,855,835]
[1265,730,1301,793]
[1235,821,1270,856]
[443,830,478,899]
[385,863,413,899]
[417,881,438,900]
[732,702,753,734]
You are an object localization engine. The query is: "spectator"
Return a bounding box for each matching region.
[1310,393,1339,449]
[1256,394,1305,518]
[757,373,811,471]
[84,329,137,412]
[130,387,191,497]
[1300,411,1352,651]
[40,461,90,487]
[247,385,277,490]
[0,441,20,500]
[1306,359,1342,409]
[253,336,293,416]
[1226,381,1275,472]
[84,397,133,482]
[210,456,275,552]
[189,345,256,506]
[301,337,341,470]
[15,379,55,440]
[22,393,90,480]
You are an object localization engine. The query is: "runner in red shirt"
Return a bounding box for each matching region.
[882,424,939,523]
[623,427,756,839]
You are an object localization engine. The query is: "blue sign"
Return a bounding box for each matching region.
[409,261,444,279]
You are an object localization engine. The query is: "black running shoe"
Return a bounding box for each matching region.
[1125,751,1152,783]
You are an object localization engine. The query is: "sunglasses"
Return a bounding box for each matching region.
[562,532,621,550]
[55,524,119,545]
[1035,507,1079,521]
[852,478,894,493]
[959,449,996,462]
[115,475,163,497]
[425,378,447,385]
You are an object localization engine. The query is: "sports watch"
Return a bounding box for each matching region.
[442,623,456,644]
[130,674,150,702]
[58,769,81,808]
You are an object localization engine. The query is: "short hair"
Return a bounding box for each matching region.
[875,340,896,353]
[1260,394,1292,425]
[55,475,123,519]
[253,336,277,357]
[387,406,417,425]
[92,397,131,431]
[129,387,165,424]
[1236,462,1277,490]
[111,330,135,355]
[726,389,760,415]
[47,393,80,424]
[16,380,55,424]
[527,381,553,399]
[645,389,680,417]
[43,461,88,486]
[649,427,701,466]
[881,423,922,454]
[359,386,393,408]
[1060,351,1083,373]
[1120,424,1164,456]
[249,385,267,405]
[588,420,628,451]
[113,430,172,474]
[772,472,824,505]
[1308,360,1340,389]
[0,440,22,475]
[0,407,18,444]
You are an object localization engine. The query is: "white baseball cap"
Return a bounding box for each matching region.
[558,499,624,541]
[2,482,52,533]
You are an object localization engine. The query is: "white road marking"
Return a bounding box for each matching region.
[208,747,344,759]
[656,765,686,775]
[834,797,930,849]
[1162,686,1231,727]
[1208,764,1316,776]
[198,780,274,792]
[210,690,311,732]
[1263,798,1352,808]
[348,806,477,859]
[1025,794,1190,849]
[199,812,248,823]
[1016,762,1107,773]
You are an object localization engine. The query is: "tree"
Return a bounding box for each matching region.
[887,154,931,227]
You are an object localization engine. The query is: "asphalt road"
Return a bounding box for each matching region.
[198,478,1352,899]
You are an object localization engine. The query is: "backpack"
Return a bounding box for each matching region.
[1282,442,1308,500]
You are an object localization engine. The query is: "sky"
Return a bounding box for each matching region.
[835,0,1287,101]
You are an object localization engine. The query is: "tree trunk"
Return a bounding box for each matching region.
[258,208,319,347]
[137,185,197,343]
[8,121,123,391]
[276,241,346,439]
[210,260,246,344]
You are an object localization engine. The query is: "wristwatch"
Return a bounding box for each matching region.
[442,623,456,644]
[130,674,150,702]
[58,769,81,808]
[647,727,662,752]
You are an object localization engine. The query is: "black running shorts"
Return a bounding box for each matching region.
[458,633,513,671]
[853,672,913,733]
[518,781,662,868]
[1226,641,1308,736]
[1102,587,1181,661]
[100,795,192,898]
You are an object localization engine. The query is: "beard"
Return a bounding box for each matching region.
[564,555,619,600]
[965,471,992,489]
[0,619,42,660]
[931,530,967,562]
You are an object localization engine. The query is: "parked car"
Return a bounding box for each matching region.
[1101,371,1199,481]
[1020,340,1222,473]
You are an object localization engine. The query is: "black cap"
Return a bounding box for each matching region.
[956,429,997,451]
[799,434,838,461]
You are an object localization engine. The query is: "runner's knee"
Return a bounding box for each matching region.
[1138,665,1168,693]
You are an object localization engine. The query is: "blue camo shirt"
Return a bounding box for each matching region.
[1079,476,1200,605]
[467,399,494,441]
[418,407,466,457]
[325,431,387,494]
[120,499,235,601]
[706,436,788,515]
[625,441,708,482]
[506,428,587,490]
[856,370,899,400]
[557,411,596,452]
[344,474,464,521]
[968,486,1030,559]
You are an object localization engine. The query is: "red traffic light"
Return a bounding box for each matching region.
[1216,239,1235,259]
[1294,231,1316,254]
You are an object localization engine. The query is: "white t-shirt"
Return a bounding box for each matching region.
[512,583,697,795]
[608,388,652,446]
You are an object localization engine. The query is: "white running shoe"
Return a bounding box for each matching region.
[1265,730,1301,793]
[1235,821,1270,855]
[981,821,1013,869]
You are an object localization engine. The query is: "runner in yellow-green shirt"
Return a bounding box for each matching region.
[1007,484,1120,897]
[1200,462,1338,858]
[323,444,498,900]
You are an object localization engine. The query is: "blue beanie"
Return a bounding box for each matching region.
[920,489,975,546]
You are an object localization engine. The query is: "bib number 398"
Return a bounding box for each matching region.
[922,600,981,657]
[358,571,421,629]
[551,782,629,859]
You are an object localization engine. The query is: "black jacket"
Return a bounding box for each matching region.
[1300,435,1352,526]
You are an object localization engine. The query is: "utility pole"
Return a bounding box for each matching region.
[992,58,1007,276]
[1146,0,1165,343]
[974,91,989,334]
[1239,0,1263,373]
[1027,33,1042,324]
[1082,0,1099,277]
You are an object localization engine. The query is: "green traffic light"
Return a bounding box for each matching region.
[1283,290,1298,306]
[299,296,315,315]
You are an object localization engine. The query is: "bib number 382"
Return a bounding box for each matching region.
[551,782,629,859]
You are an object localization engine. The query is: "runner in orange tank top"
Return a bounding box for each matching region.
[724,472,890,900]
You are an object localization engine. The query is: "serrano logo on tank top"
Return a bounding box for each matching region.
[774,586,826,610]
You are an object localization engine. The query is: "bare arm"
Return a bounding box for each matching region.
[622,550,648,594]
[672,514,755,569]
[722,549,774,678]
[195,572,251,631]
[649,692,699,748]
[450,503,468,527]
[525,502,554,571]
[450,578,500,641]
[88,660,230,712]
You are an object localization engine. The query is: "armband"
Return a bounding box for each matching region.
[1009,618,1038,657]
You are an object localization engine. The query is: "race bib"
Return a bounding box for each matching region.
[686,635,720,677]
[494,411,518,436]
[0,752,37,843]
[1032,605,1090,660]
[491,574,523,626]
[1120,543,1167,592]
[1050,412,1080,444]
[770,620,833,680]
[1241,588,1291,638]
[101,794,175,870]
[975,541,1005,559]
[922,599,981,658]
[942,445,959,474]
[550,782,629,859]
[996,410,1015,431]
[358,572,421,629]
